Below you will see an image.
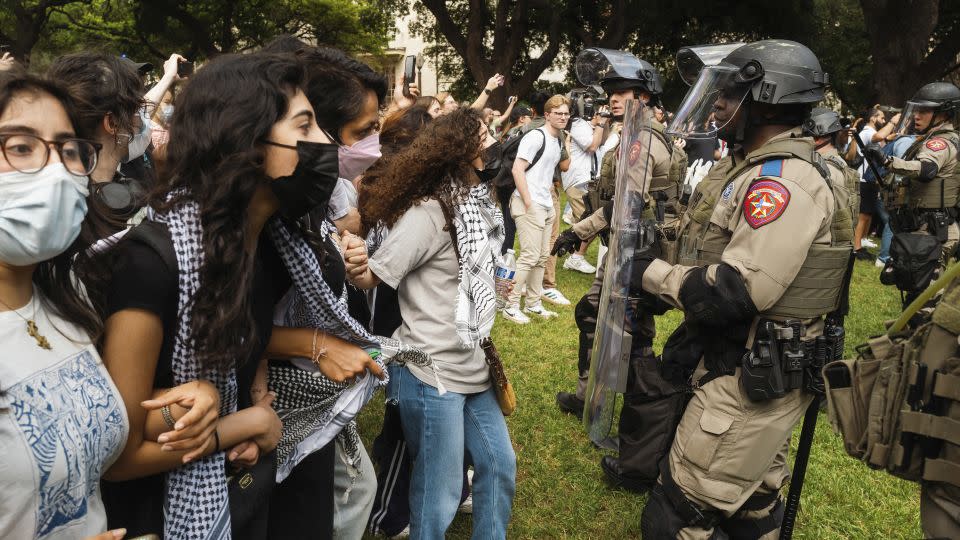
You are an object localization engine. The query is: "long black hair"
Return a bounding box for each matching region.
[0,72,103,342]
[156,53,305,370]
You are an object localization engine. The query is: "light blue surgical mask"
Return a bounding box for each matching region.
[160,104,174,124]
[123,108,152,163]
[0,163,89,266]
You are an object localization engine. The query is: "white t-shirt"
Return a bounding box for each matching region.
[560,118,596,190]
[328,178,354,220]
[513,127,561,208]
[0,294,129,539]
[596,131,620,168]
[857,126,878,181]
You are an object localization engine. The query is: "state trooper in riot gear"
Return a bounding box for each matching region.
[633,40,851,538]
[868,82,960,299]
[552,48,684,492]
[805,107,861,228]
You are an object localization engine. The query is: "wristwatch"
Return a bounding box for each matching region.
[484,88,492,95]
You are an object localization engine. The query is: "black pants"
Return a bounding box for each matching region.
[268,441,335,539]
[496,184,517,254]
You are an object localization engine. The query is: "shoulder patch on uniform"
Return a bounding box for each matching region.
[721,182,735,201]
[926,137,948,152]
[743,179,790,229]
[628,140,643,164]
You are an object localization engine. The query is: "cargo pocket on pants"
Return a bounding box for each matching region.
[684,408,735,470]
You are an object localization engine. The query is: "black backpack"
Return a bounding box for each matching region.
[492,128,554,189]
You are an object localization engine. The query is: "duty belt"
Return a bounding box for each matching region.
[738,319,844,402]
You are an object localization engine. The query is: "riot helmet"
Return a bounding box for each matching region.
[575,48,663,97]
[668,39,828,139]
[893,81,960,135]
[802,107,842,138]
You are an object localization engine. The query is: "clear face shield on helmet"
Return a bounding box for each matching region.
[675,43,745,85]
[666,64,756,139]
[893,101,937,136]
[575,48,645,87]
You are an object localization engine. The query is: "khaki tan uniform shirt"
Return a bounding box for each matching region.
[889,122,959,187]
[572,110,672,239]
[642,128,836,319]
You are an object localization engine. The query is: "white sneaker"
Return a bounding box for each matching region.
[562,212,574,226]
[563,254,596,274]
[387,526,410,539]
[458,469,474,514]
[458,493,473,514]
[524,304,558,319]
[862,238,878,248]
[541,287,571,306]
[875,258,887,268]
[502,306,531,324]
[596,245,608,276]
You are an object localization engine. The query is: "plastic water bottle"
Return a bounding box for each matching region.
[494,249,517,308]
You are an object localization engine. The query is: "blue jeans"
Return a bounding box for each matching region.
[874,200,892,262]
[387,365,516,540]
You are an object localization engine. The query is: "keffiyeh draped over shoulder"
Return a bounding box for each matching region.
[153,195,236,540]
[450,183,505,346]
[266,219,439,485]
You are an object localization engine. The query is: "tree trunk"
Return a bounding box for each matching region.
[860,0,946,106]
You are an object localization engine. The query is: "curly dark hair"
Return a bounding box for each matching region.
[155,52,305,371]
[379,105,434,157]
[359,107,484,235]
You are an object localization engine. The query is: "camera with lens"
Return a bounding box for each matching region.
[569,86,608,120]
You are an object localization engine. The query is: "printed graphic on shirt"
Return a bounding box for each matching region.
[8,350,126,538]
[926,138,948,152]
[743,179,791,229]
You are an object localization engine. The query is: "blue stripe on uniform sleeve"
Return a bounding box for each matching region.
[759,159,784,177]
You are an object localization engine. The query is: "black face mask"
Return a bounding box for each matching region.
[269,140,340,219]
[475,142,503,183]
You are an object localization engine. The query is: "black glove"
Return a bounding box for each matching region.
[552,228,582,256]
[627,252,655,297]
[863,146,890,170]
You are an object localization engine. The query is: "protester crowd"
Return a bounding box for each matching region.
[0,30,958,540]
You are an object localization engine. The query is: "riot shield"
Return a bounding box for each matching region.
[583,98,656,447]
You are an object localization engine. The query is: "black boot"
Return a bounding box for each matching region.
[556,392,584,419]
[600,456,651,494]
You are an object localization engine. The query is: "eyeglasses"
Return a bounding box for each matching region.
[0,133,101,176]
[550,111,571,117]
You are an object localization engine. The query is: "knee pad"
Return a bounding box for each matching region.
[720,493,784,540]
[575,295,599,332]
[641,485,728,539]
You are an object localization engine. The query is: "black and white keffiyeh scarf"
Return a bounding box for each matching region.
[153,197,236,540]
[450,183,504,346]
[266,218,441,485]
[265,218,381,484]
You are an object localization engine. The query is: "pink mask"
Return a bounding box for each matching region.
[338,133,381,180]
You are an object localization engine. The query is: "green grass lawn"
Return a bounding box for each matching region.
[359,233,919,539]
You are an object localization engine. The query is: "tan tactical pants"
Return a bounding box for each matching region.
[667,366,813,539]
